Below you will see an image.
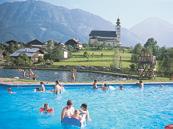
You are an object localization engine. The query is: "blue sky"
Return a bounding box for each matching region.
[7,0,173,28]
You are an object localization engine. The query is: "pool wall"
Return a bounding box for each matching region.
[1,82,173,87]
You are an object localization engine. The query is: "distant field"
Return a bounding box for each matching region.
[53,49,132,68]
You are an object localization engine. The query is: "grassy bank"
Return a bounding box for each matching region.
[53,49,132,68]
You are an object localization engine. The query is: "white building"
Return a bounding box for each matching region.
[89,18,121,46]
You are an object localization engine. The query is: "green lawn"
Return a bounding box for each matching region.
[53,49,132,68]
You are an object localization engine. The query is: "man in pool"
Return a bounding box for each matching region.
[92,80,98,89]
[61,100,75,121]
[137,80,144,88]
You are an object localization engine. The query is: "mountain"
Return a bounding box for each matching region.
[130,17,173,47]
[0,0,140,46]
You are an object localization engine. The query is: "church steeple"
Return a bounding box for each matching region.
[116,18,121,44]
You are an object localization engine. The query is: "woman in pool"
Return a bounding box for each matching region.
[93,80,98,89]
[61,100,75,121]
[54,80,63,94]
[34,82,46,92]
[40,82,46,92]
[40,103,54,113]
[80,103,91,122]
[101,83,109,91]
[137,80,144,88]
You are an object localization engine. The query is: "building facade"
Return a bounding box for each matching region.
[89,18,121,46]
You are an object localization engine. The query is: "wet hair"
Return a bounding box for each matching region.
[81,103,87,109]
[67,100,73,106]
[44,103,48,107]
[104,83,107,87]
[56,80,60,84]
[40,82,44,84]
[94,80,97,83]
[139,80,143,83]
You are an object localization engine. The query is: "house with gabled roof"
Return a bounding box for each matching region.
[27,39,46,48]
[10,48,44,63]
[65,38,83,50]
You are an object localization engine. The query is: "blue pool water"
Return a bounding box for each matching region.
[0,84,173,129]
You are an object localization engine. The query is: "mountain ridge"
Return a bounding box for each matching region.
[130,17,173,47]
[0,0,141,46]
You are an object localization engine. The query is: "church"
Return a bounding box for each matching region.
[89,18,121,46]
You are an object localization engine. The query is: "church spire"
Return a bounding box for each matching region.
[116,18,121,44]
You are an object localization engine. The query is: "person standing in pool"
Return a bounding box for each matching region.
[54,80,63,94]
[80,103,91,122]
[61,100,75,121]
[93,80,98,89]
[101,83,109,91]
[137,80,144,89]
[40,82,46,92]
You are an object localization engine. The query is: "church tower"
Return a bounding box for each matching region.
[116,18,121,44]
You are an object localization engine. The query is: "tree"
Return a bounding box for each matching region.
[144,38,159,56]
[131,43,143,63]
[158,48,173,76]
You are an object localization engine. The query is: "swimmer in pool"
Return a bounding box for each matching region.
[136,80,144,89]
[40,103,54,113]
[7,88,15,94]
[61,100,75,121]
[93,80,98,89]
[40,82,46,92]
[101,83,109,91]
[54,80,64,94]
[80,103,91,122]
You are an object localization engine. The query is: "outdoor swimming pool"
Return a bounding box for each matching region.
[0,83,173,129]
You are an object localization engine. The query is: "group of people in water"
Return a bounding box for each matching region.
[92,79,144,91]
[6,79,145,127]
[61,100,91,122]
[34,81,64,94]
[39,100,91,125]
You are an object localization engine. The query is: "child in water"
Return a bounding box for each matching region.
[80,103,91,122]
[40,103,54,113]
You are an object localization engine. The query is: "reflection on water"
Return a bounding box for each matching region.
[0,69,129,82]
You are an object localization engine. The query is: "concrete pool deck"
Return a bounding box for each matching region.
[0,77,173,87]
